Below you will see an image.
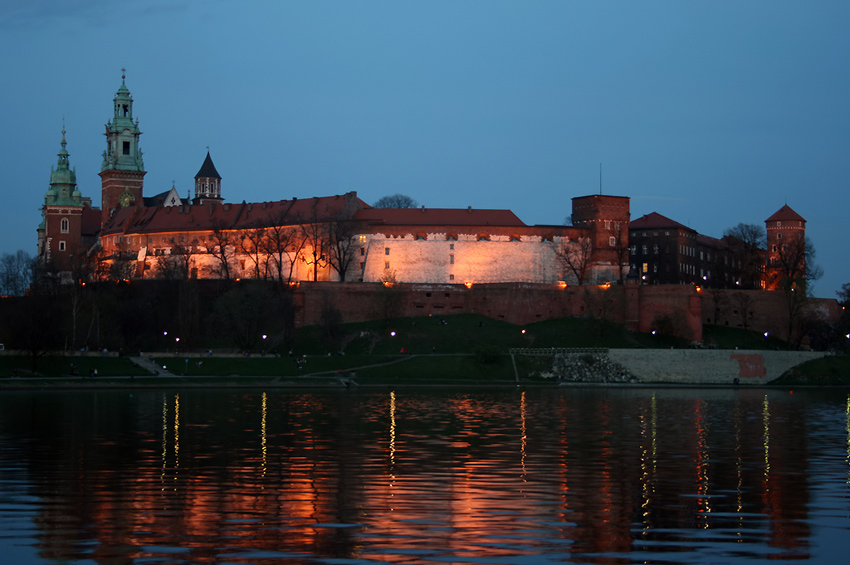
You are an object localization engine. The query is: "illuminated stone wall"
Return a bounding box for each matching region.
[357,234,565,285]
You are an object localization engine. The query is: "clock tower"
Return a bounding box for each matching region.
[99,69,145,227]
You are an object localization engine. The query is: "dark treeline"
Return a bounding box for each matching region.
[0,279,298,358]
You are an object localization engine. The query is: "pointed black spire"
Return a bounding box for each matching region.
[195,151,221,180]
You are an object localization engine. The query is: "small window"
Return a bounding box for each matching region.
[385,261,390,269]
[511,235,521,242]
[450,254,454,265]
[385,247,390,255]
[609,236,616,247]
[59,241,66,251]
[447,233,458,241]
[449,243,454,250]
[777,221,782,227]
[416,233,426,240]
[449,274,455,281]
[60,218,69,233]
[477,234,489,241]
[122,141,130,155]
[360,248,365,256]
[777,233,782,240]
[359,235,367,243]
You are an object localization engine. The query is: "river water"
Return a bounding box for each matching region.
[0,387,848,564]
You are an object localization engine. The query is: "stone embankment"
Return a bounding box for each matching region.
[609,349,826,385]
[524,348,827,385]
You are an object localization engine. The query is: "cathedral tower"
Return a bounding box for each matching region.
[37,128,86,270]
[193,151,222,205]
[99,70,145,226]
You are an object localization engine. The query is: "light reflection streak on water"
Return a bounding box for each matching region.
[389,390,396,484]
[174,393,180,490]
[639,394,657,536]
[558,394,570,519]
[1,388,845,564]
[695,399,711,528]
[734,395,744,541]
[763,394,770,492]
[161,393,168,488]
[846,394,850,485]
[520,390,527,482]
[260,392,267,483]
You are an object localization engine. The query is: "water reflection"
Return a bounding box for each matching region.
[0,388,847,563]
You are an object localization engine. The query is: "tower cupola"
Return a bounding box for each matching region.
[99,69,146,226]
[193,150,223,204]
[102,69,145,173]
[46,127,81,206]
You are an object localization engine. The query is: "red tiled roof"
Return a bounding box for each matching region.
[101,193,368,236]
[765,204,805,224]
[353,207,526,227]
[629,212,693,232]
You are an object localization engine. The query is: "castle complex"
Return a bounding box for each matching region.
[38,75,806,295]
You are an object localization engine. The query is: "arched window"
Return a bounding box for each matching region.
[60,218,69,233]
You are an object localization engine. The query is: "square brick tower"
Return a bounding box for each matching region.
[99,70,145,227]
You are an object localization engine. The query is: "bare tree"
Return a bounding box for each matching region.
[607,222,630,285]
[154,254,184,280]
[723,223,766,289]
[731,292,756,330]
[0,250,34,296]
[555,237,593,285]
[770,235,823,347]
[273,226,306,283]
[172,244,196,279]
[264,210,305,284]
[373,194,418,208]
[207,220,235,280]
[300,220,328,282]
[327,220,359,282]
[108,241,137,281]
[239,227,268,279]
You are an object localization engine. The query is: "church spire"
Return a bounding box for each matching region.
[102,68,144,174]
[193,150,223,204]
[47,126,80,206]
[100,69,146,226]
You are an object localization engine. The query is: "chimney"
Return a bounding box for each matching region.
[421,206,426,213]
[468,206,472,214]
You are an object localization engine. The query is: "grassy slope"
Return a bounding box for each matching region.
[1,314,844,383]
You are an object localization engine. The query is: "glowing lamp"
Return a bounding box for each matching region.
[557,281,567,289]
[464,281,473,288]
[390,331,397,337]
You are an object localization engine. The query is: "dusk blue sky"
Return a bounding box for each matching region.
[2,1,848,298]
